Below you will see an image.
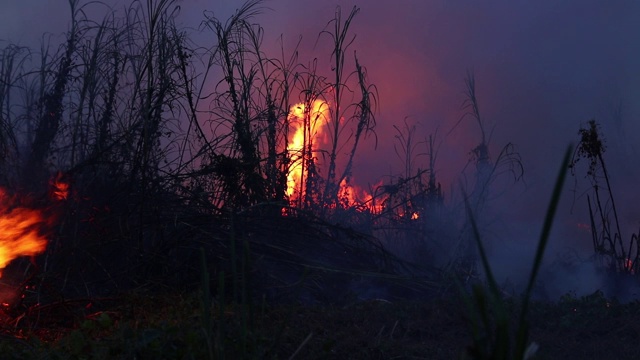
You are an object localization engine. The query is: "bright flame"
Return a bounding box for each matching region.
[0,189,48,277]
[286,99,330,199]
[338,178,386,214]
[396,207,420,220]
[285,100,384,214]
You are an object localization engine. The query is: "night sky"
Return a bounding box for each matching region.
[1,0,639,297]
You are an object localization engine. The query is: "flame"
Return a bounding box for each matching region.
[285,99,380,212]
[0,172,66,278]
[0,189,48,277]
[338,178,357,207]
[50,171,69,201]
[396,207,420,220]
[284,101,384,214]
[286,99,330,199]
[338,178,386,214]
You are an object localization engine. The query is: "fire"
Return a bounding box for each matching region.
[396,207,420,220]
[0,173,68,278]
[285,100,384,213]
[286,99,330,199]
[0,189,48,277]
[50,171,69,201]
[338,178,386,214]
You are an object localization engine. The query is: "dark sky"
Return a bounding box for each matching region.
[2,0,639,297]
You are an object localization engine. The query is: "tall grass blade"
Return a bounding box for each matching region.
[514,145,572,358]
[462,145,572,360]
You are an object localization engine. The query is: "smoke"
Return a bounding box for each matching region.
[1,0,638,300]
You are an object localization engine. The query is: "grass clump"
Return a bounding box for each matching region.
[461,145,572,360]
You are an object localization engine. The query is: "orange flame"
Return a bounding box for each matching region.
[338,178,386,214]
[286,99,330,199]
[50,171,69,201]
[285,101,394,215]
[286,100,384,213]
[396,207,420,220]
[0,190,48,277]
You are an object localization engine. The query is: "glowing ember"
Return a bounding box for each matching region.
[50,171,70,201]
[396,207,420,220]
[0,189,48,277]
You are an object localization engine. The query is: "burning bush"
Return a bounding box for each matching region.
[0,190,48,277]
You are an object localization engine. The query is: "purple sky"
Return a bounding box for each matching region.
[2,0,639,296]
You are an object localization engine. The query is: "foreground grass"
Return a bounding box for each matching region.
[0,290,639,359]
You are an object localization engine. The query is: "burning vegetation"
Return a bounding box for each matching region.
[0,173,69,279]
[0,172,68,318]
[285,98,383,214]
[0,0,635,358]
[0,190,48,277]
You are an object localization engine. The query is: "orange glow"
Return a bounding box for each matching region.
[338,178,357,207]
[50,171,69,201]
[0,189,48,277]
[338,178,386,214]
[396,207,420,220]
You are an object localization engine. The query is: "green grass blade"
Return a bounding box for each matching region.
[523,145,572,300]
[515,145,572,358]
